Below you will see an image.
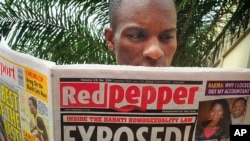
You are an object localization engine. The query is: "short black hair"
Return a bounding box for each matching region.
[108,0,177,29]
[29,96,37,109]
[108,0,122,29]
[210,99,231,127]
[232,97,247,107]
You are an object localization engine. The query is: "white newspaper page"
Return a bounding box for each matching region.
[52,65,250,141]
[0,40,55,141]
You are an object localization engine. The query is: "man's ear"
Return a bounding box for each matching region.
[104,28,115,51]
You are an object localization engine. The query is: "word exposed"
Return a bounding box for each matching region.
[63,125,192,141]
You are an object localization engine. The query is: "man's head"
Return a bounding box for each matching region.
[28,96,37,115]
[105,0,177,66]
[231,97,247,118]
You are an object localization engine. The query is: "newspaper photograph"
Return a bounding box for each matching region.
[195,97,250,141]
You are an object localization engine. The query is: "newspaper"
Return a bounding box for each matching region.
[1,40,250,141]
[0,40,55,141]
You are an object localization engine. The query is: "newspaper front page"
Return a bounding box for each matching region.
[0,40,55,141]
[52,65,250,141]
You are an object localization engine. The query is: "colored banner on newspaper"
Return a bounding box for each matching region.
[60,78,202,111]
[206,81,250,95]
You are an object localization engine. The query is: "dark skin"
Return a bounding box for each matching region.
[105,0,177,67]
[231,99,246,118]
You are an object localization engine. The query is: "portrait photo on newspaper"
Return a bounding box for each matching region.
[195,96,250,141]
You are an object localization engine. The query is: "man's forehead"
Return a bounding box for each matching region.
[235,100,246,104]
[119,0,172,10]
[116,0,176,21]
[111,0,176,30]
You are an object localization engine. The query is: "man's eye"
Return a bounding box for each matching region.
[160,34,173,40]
[128,33,145,39]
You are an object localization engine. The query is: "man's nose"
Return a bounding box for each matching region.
[143,38,164,60]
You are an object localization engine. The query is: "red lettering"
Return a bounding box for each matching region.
[126,86,140,104]
[60,82,199,111]
[26,70,43,82]
[157,86,172,109]
[0,62,16,79]
[174,87,188,104]
[141,86,156,110]
[109,84,199,111]
[60,83,106,108]
[109,85,124,108]
[188,87,199,104]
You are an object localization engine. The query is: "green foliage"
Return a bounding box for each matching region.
[0,0,249,66]
[174,0,250,66]
[0,0,114,65]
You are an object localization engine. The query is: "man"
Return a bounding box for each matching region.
[105,0,177,67]
[29,96,49,141]
[231,97,247,124]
